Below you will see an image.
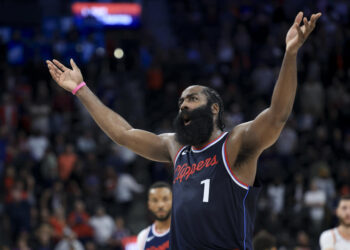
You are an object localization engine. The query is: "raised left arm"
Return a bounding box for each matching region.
[237,12,322,152]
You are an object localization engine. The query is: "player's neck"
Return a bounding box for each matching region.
[193,128,223,149]
[338,224,350,240]
[154,217,171,234]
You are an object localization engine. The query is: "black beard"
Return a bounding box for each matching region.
[152,210,171,222]
[339,218,350,227]
[173,103,214,146]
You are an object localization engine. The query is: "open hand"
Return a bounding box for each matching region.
[46,59,84,92]
[286,12,322,55]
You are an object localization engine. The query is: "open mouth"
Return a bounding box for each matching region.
[184,119,191,126]
[181,113,191,126]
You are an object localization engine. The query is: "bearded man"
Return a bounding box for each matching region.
[46,12,321,250]
[319,195,350,250]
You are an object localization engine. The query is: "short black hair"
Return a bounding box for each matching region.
[148,181,172,195]
[338,194,350,205]
[201,86,225,131]
[253,230,276,250]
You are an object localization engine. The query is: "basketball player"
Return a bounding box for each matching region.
[253,230,277,250]
[46,12,321,249]
[137,182,172,250]
[319,195,350,250]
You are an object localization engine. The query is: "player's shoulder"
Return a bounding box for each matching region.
[226,122,250,142]
[159,133,177,147]
[320,228,334,239]
[137,225,151,250]
[160,133,184,158]
[233,121,253,133]
[159,132,175,140]
[319,228,336,248]
[137,225,151,239]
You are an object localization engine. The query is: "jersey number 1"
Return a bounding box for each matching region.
[201,179,210,203]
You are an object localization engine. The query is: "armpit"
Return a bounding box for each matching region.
[234,143,257,168]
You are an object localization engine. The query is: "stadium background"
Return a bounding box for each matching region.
[0,0,349,249]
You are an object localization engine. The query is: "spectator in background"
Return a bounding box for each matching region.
[76,131,96,154]
[3,165,16,197]
[85,241,97,250]
[58,144,77,181]
[253,230,277,250]
[299,76,325,119]
[224,103,244,129]
[7,30,25,65]
[13,233,31,250]
[49,206,66,243]
[114,171,144,217]
[40,147,58,188]
[0,126,9,176]
[313,164,336,206]
[89,205,115,247]
[32,223,53,250]
[5,180,31,241]
[67,200,93,243]
[304,179,327,233]
[0,94,18,130]
[44,181,67,213]
[251,62,275,97]
[275,122,298,172]
[51,87,74,134]
[53,134,66,155]
[54,228,84,250]
[108,216,130,250]
[39,208,51,226]
[295,231,312,250]
[27,129,49,162]
[292,172,306,213]
[267,177,285,216]
[102,166,118,212]
[29,82,51,135]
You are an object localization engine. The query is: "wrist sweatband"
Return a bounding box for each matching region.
[72,82,86,95]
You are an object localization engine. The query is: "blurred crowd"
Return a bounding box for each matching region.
[0,0,349,249]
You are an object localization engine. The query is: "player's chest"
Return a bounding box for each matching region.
[145,236,169,250]
[334,241,350,250]
[173,152,222,184]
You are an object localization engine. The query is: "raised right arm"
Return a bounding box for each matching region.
[46,59,174,163]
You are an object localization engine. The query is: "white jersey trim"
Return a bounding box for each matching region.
[191,132,228,153]
[151,223,170,237]
[221,136,249,190]
[173,145,187,167]
[137,226,150,250]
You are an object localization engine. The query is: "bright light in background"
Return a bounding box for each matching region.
[114,48,124,59]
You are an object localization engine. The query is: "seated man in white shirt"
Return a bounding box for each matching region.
[137,182,172,250]
[319,195,350,250]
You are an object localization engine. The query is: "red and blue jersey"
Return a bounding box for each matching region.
[170,132,261,250]
[137,223,170,250]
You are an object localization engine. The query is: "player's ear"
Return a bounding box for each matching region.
[211,103,219,115]
[335,206,340,217]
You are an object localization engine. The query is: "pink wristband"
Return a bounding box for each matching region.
[72,82,86,95]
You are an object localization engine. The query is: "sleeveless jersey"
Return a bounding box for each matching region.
[171,132,261,250]
[320,228,350,250]
[137,223,170,250]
